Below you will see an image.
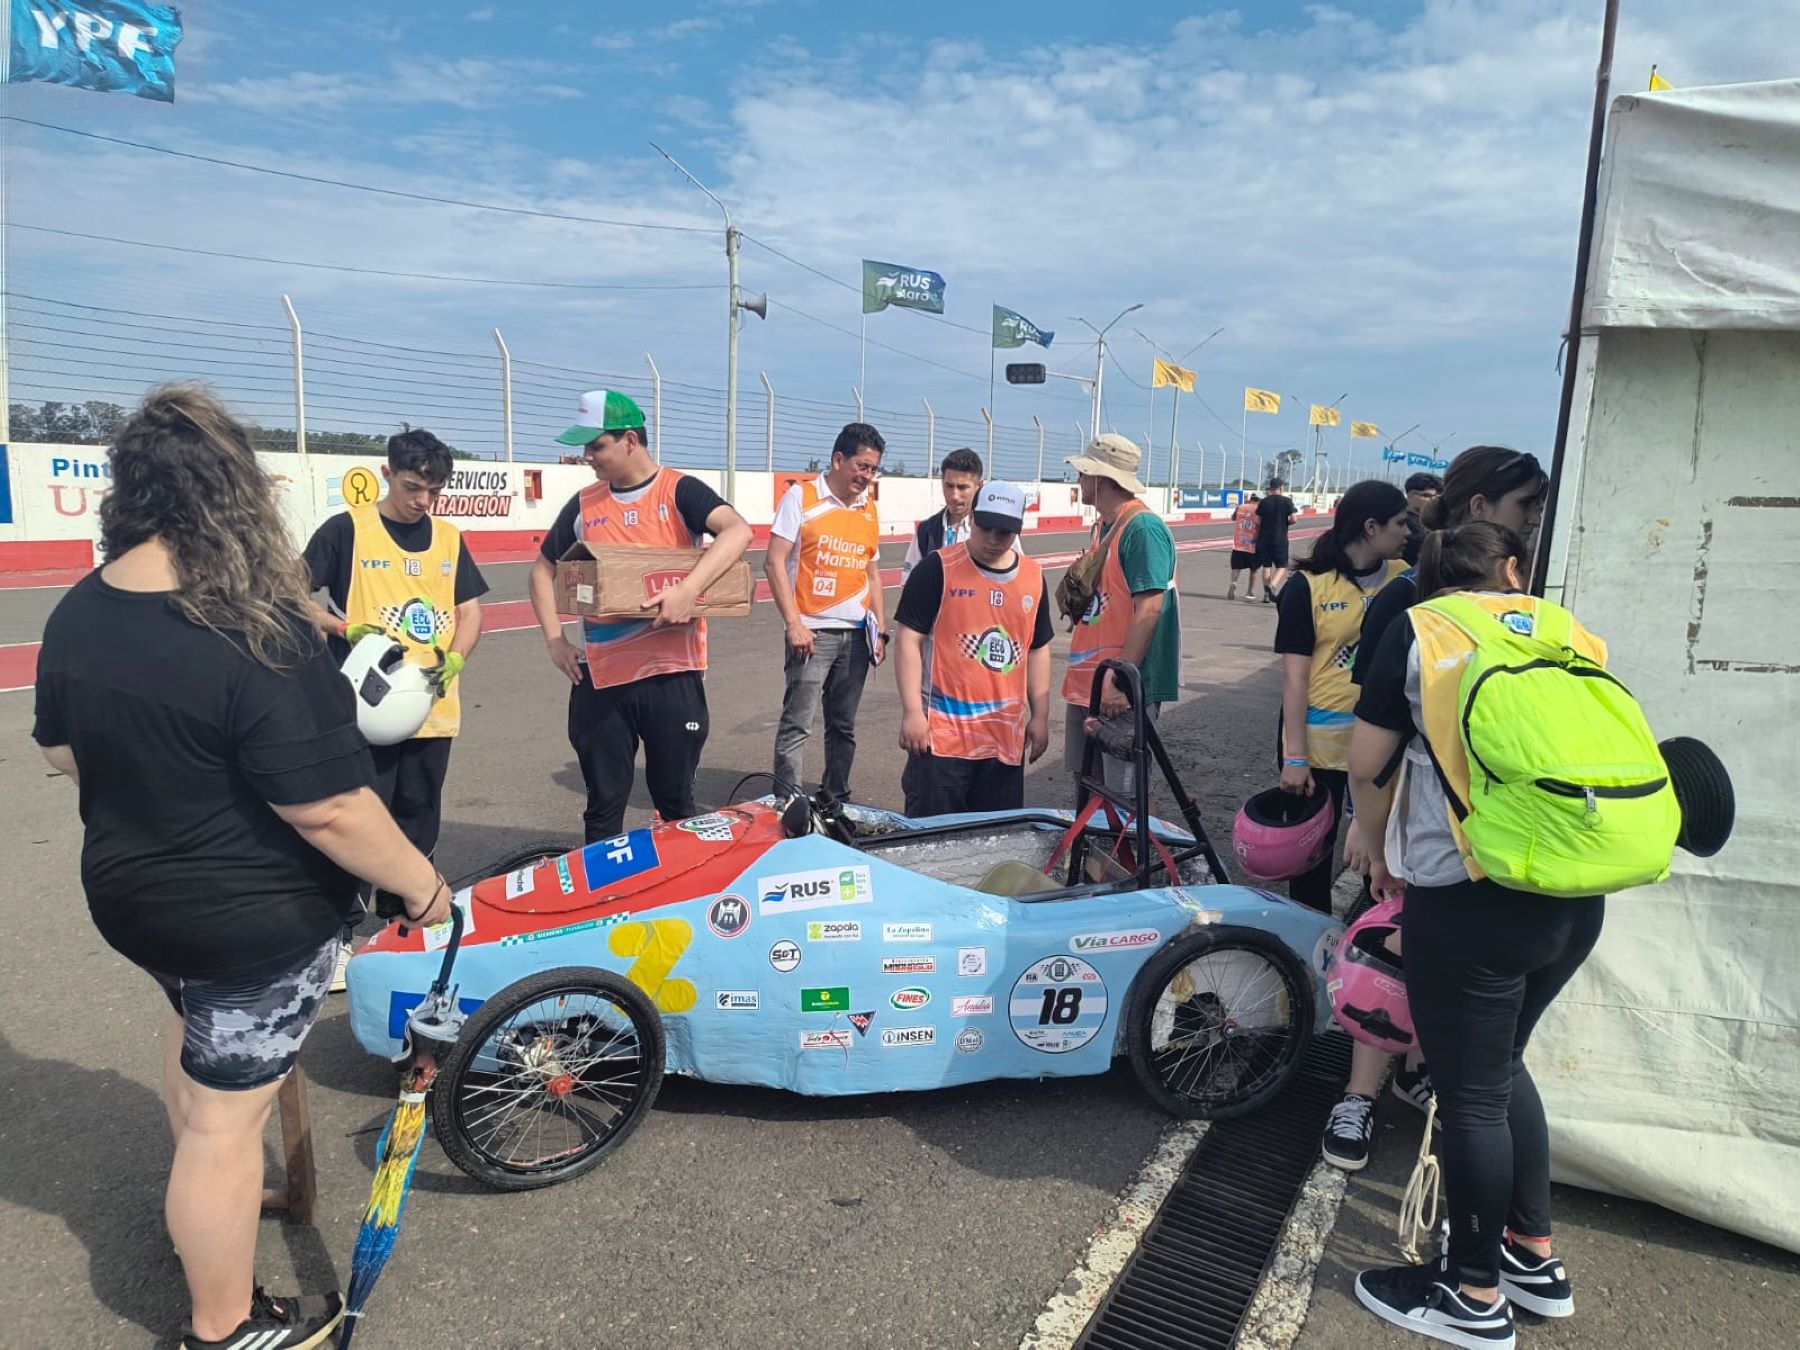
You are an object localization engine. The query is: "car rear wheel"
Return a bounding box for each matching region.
[1126,926,1313,1119]
[449,839,578,890]
[434,966,663,1191]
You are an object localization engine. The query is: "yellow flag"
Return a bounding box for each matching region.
[1152,358,1195,393]
[1309,404,1341,427]
[1649,67,1671,91]
[1244,387,1280,414]
[1351,421,1379,438]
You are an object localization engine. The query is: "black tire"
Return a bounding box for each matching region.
[1126,925,1315,1120]
[434,966,664,1191]
[449,839,579,891]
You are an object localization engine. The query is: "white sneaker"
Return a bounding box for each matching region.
[327,940,353,994]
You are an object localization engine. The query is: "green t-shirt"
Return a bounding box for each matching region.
[1109,510,1181,705]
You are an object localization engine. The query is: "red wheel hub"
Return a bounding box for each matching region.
[545,1072,575,1097]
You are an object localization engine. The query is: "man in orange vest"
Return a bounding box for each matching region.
[1062,434,1182,793]
[893,481,1053,816]
[1227,491,1261,601]
[766,422,888,806]
[528,390,752,841]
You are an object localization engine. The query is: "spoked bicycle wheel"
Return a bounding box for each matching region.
[434,967,664,1191]
[1126,926,1314,1119]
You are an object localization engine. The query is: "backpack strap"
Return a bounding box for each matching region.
[1424,593,1579,663]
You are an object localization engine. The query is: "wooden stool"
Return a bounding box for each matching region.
[260,1060,318,1224]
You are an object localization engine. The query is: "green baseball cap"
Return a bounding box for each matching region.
[556,389,647,446]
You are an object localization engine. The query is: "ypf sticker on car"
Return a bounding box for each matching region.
[579,830,660,893]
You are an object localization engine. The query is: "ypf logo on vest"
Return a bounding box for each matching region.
[756,865,873,916]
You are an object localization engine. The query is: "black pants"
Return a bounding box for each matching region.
[901,751,1024,818]
[1404,877,1605,1288]
[1286,766,1347,914]
[369,736,454,857]
[569,669,709,842]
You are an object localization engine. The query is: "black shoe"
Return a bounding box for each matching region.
[1322,1092,1375,1171]
[181,1287,344,1350]
[1391,1061,1435,1113]
[1356,1258,1515,1349]
[1498,1232,1573,1317]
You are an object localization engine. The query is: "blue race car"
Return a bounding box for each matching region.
[347,664,1340,1191]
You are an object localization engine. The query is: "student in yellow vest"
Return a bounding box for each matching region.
[893,482,1054,816]
[528,390,752,842]
[1346,522,1607,1350]
[303,427,487,980]
[1270,479,1410,912]
[1061,434,1181,795]
[766,423,888,806]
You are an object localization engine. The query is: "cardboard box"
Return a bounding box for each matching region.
[556,543,753,620]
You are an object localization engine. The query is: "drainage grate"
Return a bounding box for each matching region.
[1076,1032,1355,1350]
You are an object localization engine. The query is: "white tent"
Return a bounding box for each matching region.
[1537,78,1800,1255]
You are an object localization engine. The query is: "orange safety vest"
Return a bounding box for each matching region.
[575,470,707,690]
[1232,502,1259,551]
[923,543,1045,763]
[1062,500,1151,705]
[794,479,880,620]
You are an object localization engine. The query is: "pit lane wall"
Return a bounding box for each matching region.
[1531,82,1800,1254]
[0,443,1298,571]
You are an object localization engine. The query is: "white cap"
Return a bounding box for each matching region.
[972,481,1026,533]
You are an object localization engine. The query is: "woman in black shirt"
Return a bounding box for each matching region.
[33,386,450,1350]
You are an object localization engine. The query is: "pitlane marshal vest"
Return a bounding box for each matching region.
[1232,501,1259,552]
[794,479,880,621]
[344,504,461,738]
[576,470,707,690]
[1300,559,1410,771]
[923,542,1045,764]
[1062,500,1151,706]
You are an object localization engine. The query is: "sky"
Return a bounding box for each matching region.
[4,0,1796,479]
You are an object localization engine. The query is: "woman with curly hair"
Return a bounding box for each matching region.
[32,385,450,1350]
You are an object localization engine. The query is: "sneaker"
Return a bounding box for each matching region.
[1226,585,1237,600]
[1392,1061,1435,1113]
[181,1287,344,1349]
[1499,1232,1574,1317]
[326,940,353,994]
[1322,1092,1376,1170]
[1356,1257,1515,1350]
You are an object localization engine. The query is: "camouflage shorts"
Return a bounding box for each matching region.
[148,937,338,1091]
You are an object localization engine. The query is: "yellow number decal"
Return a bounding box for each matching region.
[608,919,697,1013]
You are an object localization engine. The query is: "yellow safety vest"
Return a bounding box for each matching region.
[343,505,462,738]
[1301,559,1409,771]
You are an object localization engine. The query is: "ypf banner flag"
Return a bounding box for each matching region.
[1244,387,1280,414]
[1350,421,1380,438]
[1151,358,1194,393]
[1309,404,1342,427]
[9,0,183,101]
[992,305,1053,349]
[862,259,946,315]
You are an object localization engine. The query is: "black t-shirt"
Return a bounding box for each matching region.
[1353,616,1416,732]
[895,550,1055,649]
[1255,493,1297,546]
[303,510,489,616]
[1271,560,1394,656]
[1351,572,1418,685]
[538,470,729,562]
[33,573,375,980]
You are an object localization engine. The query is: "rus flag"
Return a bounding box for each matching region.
[8,0,184,101]
[1351,421,1380,438]
[862,259,946,315]
[992,305,1053,349]
[1309,404,1342,427]
[1244,387,1280,414]
[1152,359,1195,392]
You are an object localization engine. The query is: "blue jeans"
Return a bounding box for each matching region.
[773,626,870,806]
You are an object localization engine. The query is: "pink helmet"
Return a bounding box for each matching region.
[1326,899,1414,1055]
[1232,785,1336,882]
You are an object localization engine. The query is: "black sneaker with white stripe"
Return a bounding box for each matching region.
[180,1287,344,1350]
[1356,1257,1515,1350]
[1321,1092,1376,1170]
[1499,1232,1574,1317]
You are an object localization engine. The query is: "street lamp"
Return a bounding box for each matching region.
[1071,302,1143,441]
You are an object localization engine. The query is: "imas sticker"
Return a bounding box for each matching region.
[714,990,759,1010]
[758,864,873,916]
[1010,954,1108,1054]
[707,894,751,939]
[879,1026,935,1048]
[768,940,802,973]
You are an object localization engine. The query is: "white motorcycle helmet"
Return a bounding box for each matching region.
[342,632,436,746]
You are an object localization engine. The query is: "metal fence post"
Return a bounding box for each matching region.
[492,328,513,462]
[644,354,663,463]
[922,398,934,475]
[280,294,305,455]
[761,371,775,471]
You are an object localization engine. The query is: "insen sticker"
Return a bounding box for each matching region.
[1010,954,1108,1054]
[757,864,874,916]
[880,1026,936,1048]
[580,829,661,892]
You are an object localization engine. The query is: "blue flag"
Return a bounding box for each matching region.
[9,1,184,102]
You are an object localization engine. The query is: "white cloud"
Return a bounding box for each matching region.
[466,7,495,20]
[191,57,584,112]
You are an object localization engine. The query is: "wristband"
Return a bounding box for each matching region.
[1284,757,1309,767]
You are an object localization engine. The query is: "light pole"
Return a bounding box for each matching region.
[1071,303,1143,442]
[1389,423,1423,484]
[652,142,759,504]
[1134,325,1223,502]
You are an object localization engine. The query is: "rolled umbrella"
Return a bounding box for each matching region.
[339,903,467,1348]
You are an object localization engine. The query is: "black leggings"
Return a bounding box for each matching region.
[1404,877,1605,1287]
[1286,767,1346,913]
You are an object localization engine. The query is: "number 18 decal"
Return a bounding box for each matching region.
[1010,954,1108,1054]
